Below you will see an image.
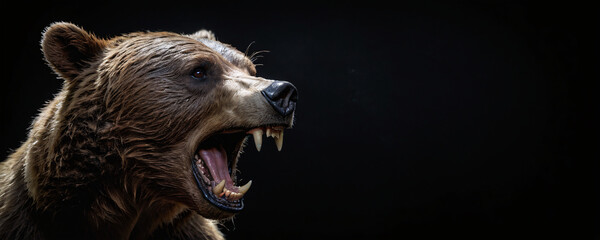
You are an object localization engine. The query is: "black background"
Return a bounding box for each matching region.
[1,1,597,239]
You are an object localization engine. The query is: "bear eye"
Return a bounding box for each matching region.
[191,67,207,80]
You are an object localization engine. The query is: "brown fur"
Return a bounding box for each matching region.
[0,22,292,239]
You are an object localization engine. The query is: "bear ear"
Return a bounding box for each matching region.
[41,22,107,81]
[188,29,216,41]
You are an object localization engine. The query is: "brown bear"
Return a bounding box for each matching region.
[0,22,297,239]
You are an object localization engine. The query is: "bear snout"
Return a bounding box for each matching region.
[261,81,298,117]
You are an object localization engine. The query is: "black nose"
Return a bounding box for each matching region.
[261,81,298,116]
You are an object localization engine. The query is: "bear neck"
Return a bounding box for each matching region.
[24,69,183,238]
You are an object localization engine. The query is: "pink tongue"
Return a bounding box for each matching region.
[198,147,237,192]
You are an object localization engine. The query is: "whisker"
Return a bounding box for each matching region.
[244,41,256,57]
[250,55,265,63]
[249,50,270,63]
[249,50,270,60]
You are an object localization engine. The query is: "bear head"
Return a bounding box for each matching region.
[36,22,297,220]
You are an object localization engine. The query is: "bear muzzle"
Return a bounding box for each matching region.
[261,81,298,117]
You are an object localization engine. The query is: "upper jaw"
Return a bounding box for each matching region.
[246,125,285,152]
[218,124,288,151]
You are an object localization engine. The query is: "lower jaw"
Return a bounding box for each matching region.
[191,159,244,213]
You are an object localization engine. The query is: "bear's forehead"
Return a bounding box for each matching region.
[112,32,256,76]
[195,38,257,76]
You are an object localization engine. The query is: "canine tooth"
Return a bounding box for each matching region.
[275,131,284,151]
[213,180,225,195]
[252,129,263,152]
[237,180,252,195]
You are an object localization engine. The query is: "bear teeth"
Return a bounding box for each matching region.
[195,154,210,183]
[237,180,252,195]
[211,180,252,201]
[251,129,263,151]
[213,180,226,195]
[195,151,253,201]
[248,127,284,152]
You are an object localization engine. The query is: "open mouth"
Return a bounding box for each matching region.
[191,125,285,212]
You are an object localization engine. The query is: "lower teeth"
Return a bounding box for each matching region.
[195,154,252,201]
